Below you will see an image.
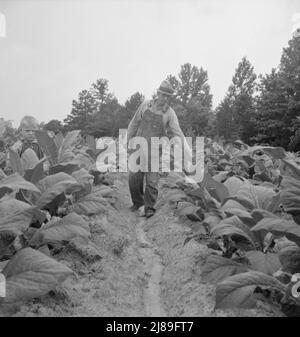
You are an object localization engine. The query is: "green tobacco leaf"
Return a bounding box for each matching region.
[245,251,281,275]
[86,135,96,155]
[36,172,80,208]
[202,255,249,284]
[49,162,79,175]
[21,148,39,170]
[176,202,204,222]
[35,130,58,165]
[71,150,95,169]
[224,176,246,196]
[1,247,72,303]
[58,130,81,163]
[215,271,287,309]
[201,171,229,203]
[203,213,222,230]
[213,171,229,183]
[251,216,300,247]
[225,183,276,211]
[278,247,300,273]
[282,159,300,179]
[280,176,300,224]
[0,205,45,234]
[0,173,40,198]
[9,149,24,176]
[24,161,44,184]
[261,147,286,160]
[29,212,90,247]
[0,198,31,218]
[221,199,252,220]
[71,168,93,197]
[54,132,64,150]
[73,190,109,216]
[211,216,256,248]
[156,189,190,208]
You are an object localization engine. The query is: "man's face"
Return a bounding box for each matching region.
[21,128,36,142]
[156,92,171,108]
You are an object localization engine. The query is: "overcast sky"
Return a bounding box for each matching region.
[0,0,299,127]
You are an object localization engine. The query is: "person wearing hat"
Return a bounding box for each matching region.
[127,80,192,218]
[11,115,43,159]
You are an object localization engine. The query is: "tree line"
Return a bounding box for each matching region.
[24,34,300,150]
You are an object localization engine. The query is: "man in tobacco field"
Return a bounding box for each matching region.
[127,80,192,218]
[12,115,43,160]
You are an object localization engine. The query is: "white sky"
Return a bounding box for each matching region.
[0,0,299,127]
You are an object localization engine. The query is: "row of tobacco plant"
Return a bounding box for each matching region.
[0,130,120,304]
[160,138,300,316]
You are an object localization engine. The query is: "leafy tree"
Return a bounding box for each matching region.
[125,92,145,120]
[44,120,65,134]
[64,89,96,132]
[64,78,121,136]
[167,63,213,136]
[216,57,257,143]
[254,35,300,148]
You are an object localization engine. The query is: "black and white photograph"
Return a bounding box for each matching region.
[0,0,300,322]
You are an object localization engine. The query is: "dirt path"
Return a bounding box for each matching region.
[135,217,166,317]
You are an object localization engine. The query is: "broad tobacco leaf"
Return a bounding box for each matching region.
[49,162,79,175]
[71,150,95,169]
[221,200,252,222]
[24,161,44,184]
[0,205,46,239]
[200,171,229,203]
[86,135,96,155]
[9,149,24,176]
[280,175,300,224]
[35,130,58,165]
[211,216,257,248]
[156,188,190,208]
[215,271,287,309]
[225,183,276,211]
[251,216,300,247]
[71,168,94,197]
[21,148,39,170]
[29,212,90,247]
[245,251,281,275]
[0,173,40,199]
[176,201,204,222]
[261,147,286,160]
[278,247,300,274]
[1,247,72,303]
[58,130,81,163]
[202,255,249,284]
[0,198,31,218]
[54,132,64,151]
[73,190,109,216]
[281,158,300,180]
[36,172,80,209]
[213,171,230,183]
[224,176,246,196]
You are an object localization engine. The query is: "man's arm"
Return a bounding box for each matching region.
[167,109,193,159]
[127,101,147,141]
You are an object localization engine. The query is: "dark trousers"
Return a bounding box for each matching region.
[129,171,160,211]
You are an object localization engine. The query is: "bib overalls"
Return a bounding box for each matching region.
[128,108,165,212]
